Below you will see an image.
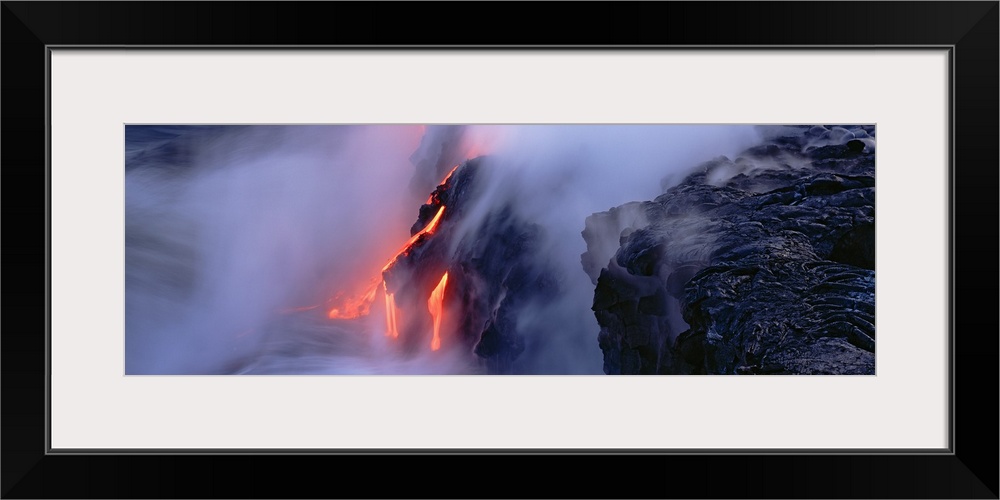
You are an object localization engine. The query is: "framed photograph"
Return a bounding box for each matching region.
[3,2,996,498]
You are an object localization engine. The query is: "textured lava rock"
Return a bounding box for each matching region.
[385,156,558,373]
[584,125,876,375]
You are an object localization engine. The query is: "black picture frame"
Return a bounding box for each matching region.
[3,2,997,498]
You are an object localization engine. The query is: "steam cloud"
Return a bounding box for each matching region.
[125,124,761,374]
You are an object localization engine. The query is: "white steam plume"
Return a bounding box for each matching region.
[125,124,761,374]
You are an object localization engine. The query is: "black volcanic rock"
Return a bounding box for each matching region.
[384,156,558,373]
[584,125,876,375]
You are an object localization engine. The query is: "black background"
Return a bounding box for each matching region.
[2,2,997,498]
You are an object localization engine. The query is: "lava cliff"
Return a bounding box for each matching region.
[386,156,558,373]
[583,126,876,374]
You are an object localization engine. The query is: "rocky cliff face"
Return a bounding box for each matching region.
[584,126,876,374]
[386,156,558,373]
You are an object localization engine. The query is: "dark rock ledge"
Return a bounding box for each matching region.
[583,126,876,374]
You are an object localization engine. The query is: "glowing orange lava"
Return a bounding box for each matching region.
[327,279,379,319]
[427,272,448,351]
[425,166,461,205]
[383,281,399,338]
[444,164,460,181]
[326,206,445,321]
[381,205,446,273]
[323,158,469,335]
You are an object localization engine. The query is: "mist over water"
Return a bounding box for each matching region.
[125,124,760,374]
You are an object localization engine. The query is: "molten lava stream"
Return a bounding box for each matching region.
[383,282,399,338]
[327,205,446,322]
[444,164,459,181]
[427,272,449,351]
[325,162,462,337]
[380,205,446,274]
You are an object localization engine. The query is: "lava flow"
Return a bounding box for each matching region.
[426,164,460,204]
[326,203,446,322]
[428,272,449,351]
[324,161,465,350]
[380,205,445,274]
[383,281,399,338]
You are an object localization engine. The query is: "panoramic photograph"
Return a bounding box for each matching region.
[125,124,875,375]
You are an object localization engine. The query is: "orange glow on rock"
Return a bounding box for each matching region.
[381,205,446,274]
[325,205,445,325]
[427,272,448,351]
[324,160,462,329]
[444,164,460,181]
